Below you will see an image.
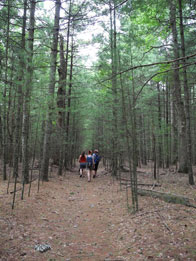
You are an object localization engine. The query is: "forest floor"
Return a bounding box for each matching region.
[0,164,196,261]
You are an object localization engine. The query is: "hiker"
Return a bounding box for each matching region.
[93,149,101,178]
[86,150,94,182]
[78,151,87,177]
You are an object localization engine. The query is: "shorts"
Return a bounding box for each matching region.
[80,163,86,169]
[93,162,99,171]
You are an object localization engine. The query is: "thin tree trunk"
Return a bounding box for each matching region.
[13,30,26,177]
[3,0,11,180]
[59,0,72,171]
[152,132,157,179]
[119,43,138,212]
[157,83,163,167]
[7,55,15,167]
[165,80,170,168]
[41,0,61,181]
[139,114,143,166]
[21,0,36,186]
[178,0,194,184]
[109,1,118,176]
[193,87,196,164]
[130,47,138,211]
[142,113,147,165]
[57,35,66,176]
[28,111,40,197]
[170,89,178,166]
[119,64,134,211]
[169,0,187,173]
[65,32,74,167]
[0,108,2,153]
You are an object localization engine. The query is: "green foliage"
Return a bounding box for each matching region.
[154,63,171,82]
[0,0,195,184]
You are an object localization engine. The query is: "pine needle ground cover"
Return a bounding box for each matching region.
[0,165,196,261]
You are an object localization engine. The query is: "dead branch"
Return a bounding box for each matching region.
[137,188,196,208]
[9,177,38,194]
[121,182,161,187]
[157,211,171,231]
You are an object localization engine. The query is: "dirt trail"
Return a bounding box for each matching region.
[0,169,127,261]
[0,167,196,261]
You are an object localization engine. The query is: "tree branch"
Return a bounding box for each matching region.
[98,52,196,85]
[134,61,196,103]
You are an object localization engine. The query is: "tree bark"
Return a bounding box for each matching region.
[178,0,194,184]
[21,0,36,185]
[137,188,195,208]
[41,0,61,181]
[169,0,187,173]
[2,0,11,180]
[65,32,74,168]
[119,44,138,212]
[165,80,170,168]
[157,83,163,167]
[130,49,138,212]
[57,35,66,176]
[12,0,27,180]
[109,1,118,176]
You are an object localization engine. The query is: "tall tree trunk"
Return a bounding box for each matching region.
[58,0,73,174]
[120,73,133,209]
[131,77,138,211]
[0,108,2,154]
[57,35,66,128]
[13,0,27,180]
[109,1,118,176]
[178,0,194,184]
[165,80,170,168]
[139,114,143,165]
[57,35,66,176]
[119,53,138,212]
[21,0,36,184]
[7,54,16,167]
[2,0,11,180]
[193,87,196,164]
[41,0,61,181]
[170,87,178,166]
[169,0,187,172]
[66,34,74,139]
[65,33,74,168]
[157,83,163,167]
[142,113,147,165]
[152,131,157,179]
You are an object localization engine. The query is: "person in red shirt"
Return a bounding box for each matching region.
[78,151,87,177]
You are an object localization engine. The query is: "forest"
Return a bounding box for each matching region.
[0,0,196,260]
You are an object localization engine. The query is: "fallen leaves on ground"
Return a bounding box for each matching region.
[0,165,196,261]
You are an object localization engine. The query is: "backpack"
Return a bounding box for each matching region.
[87,155,93,167]
[93,153,101,164]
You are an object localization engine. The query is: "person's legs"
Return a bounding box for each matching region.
[87,168,91,181]
[80,164,82,178]
[88,165,94,181]
[93,163,98,178]
[82,166,86,177]
[80,163,86,177]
